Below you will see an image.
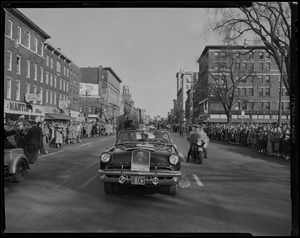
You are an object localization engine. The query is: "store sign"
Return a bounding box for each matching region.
[4,100,45,116]
[26,93,41,102]
[58,100,70,109]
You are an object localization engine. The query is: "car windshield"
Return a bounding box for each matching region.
[116,130,171,144]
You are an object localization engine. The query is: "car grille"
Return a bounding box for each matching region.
[105,165,174,181]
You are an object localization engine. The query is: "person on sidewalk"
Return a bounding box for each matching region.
[25,121,42,163]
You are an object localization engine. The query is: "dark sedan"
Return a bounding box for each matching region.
[98,129,183,195]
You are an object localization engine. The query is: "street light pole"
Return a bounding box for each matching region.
[85,91,89,123]
[278,51,286,126]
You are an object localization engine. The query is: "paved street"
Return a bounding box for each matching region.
[4,132,291,235]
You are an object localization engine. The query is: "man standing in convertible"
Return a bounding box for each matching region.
[116,104,139,136]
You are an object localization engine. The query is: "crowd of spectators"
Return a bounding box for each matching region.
[175,122,291,161]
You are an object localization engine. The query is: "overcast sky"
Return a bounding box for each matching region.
[18,8,223,118]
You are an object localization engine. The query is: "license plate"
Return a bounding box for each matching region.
[131,176,145,185]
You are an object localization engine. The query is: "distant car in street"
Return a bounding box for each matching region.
[4,148,30,183]
[98,129,183,195]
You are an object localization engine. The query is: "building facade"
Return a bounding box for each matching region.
[196,45,290,123]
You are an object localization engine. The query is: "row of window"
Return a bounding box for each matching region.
[6,77,71,105]
[236,101,290,111]
[7,19,44,56]
[214,51,271,60]
[213,61,271,71]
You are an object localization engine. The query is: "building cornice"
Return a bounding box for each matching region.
[104,67,122,83]
[5,8,51,40]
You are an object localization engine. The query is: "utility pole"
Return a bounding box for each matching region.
[85,91,90,123]
[278,51,286,126]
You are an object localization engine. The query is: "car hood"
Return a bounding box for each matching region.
[110,146,173,165]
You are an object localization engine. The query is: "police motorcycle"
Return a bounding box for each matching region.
[187,136,209,164]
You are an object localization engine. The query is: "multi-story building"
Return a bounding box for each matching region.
[80,66,122,123]
[196,45,290,123]
[175,69,197,123]
[4,8,50,121]
[4,8,81,122]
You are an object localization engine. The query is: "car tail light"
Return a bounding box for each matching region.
[100,153,111,163]
[169,154,179,165]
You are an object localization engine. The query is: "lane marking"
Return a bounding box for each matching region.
[79,173,99,189]
[52,160,99,190]
[179,174,190,188]
[192,174,204,186]
[39,150,64,158]
[79,142,93,147]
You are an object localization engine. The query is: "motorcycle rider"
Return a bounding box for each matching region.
[187,124,209,161]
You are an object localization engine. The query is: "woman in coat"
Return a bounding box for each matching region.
[266,128,275,156]
[55,125,63,148]
[273,127,282,156]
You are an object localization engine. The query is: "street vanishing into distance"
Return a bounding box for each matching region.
[4,132,291,235]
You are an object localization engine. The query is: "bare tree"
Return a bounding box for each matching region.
[205,50,255,123]
[209,2,291,95]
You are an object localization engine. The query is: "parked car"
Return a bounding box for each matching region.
[4,148,30,183]
[98,129,183,195]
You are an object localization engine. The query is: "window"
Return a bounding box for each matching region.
[242,102,247,110]
[259,62,264,70]
[248,75,254,84]
[56,61,61,74]
[220,52,226,57]
[66,82,68,92]
[45,90,49,103]
[248,62,254,70]
[34,38,38,53]
[235,52,240,59]
[259,52,264,59]
[46,55,49,67]
[285,102,290,110]
[39,88,43,105]
[259,102,264,110]
[40,66,44,83]
[247,52,253,59]
[235,62,240,70]
[265,102,270,110]
[281,102,284,110]
[26,31,31,49]
[242,88,247,96]
[33,86,37,103]
[259,88,263,96]
[265,75,270,84]
[16,80,20,101]
[66,68,69,77]
[242,62,247,70]
[241,76,246,83]
[50,58,53,69]
[59,94,62,100]
[17,26,21,43]
[258,75,263,83]
[7,51,12,71]
[265,62,270,70]
[214,52,219,57]
[79,106,83,113]
[40,42,44,56]
[53,92,57,105]
[54,76,57,88]
[50,91,53,104]
[26,83,30,95]
[63,66,66,76]
[26,61,30,78]
[50,74,53,86]
[265,52,270,59]
[33,64,37,80]
[88,106,92,113]
[6,78,12,99]
[236,88,240,96]
[8,20,13,38]
[249,88,254,96]
[17,56,21,74]
[59,78,62,90]
[249,102,255,110]
[46,72,49,84]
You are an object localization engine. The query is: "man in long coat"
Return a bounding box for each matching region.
[116,105,139,137]
[25,121,42,163]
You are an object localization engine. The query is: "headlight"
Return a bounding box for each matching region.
[169,154,179,165]
[100,153,111,163]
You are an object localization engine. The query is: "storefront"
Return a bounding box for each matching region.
[4,99,45,122]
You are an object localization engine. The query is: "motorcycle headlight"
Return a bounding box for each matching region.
[100,153,111,163]
[169,154,179,165]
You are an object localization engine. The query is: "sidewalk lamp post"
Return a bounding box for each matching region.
[278,49,287,126]
[85,91,91,123]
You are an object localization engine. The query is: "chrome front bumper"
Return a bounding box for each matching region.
[98,166,182,186]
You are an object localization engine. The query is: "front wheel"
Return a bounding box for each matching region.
[12,159,27,183]
[168,184,178,195]
[103,182,116,194]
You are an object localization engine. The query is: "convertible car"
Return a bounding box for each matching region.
[98,129,183,195]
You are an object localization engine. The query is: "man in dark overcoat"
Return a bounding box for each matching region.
[25,121,42,163]
[116,104,139,137]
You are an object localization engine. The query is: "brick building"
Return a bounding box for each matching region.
[195,45,290,123]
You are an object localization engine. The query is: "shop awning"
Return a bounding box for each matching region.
[44,113,71,121]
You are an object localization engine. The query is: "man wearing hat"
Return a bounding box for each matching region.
[116,104,139,137]
[25,121,42,163]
